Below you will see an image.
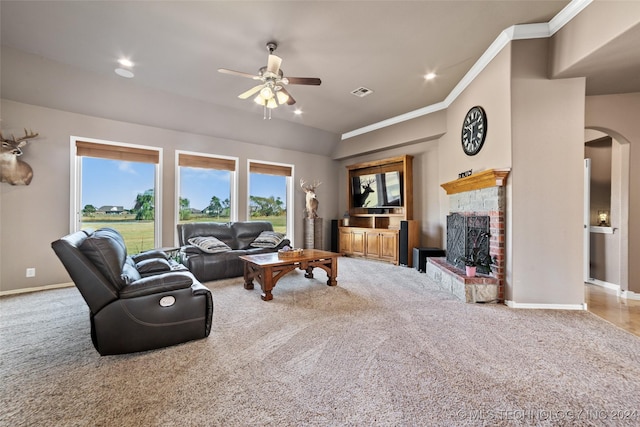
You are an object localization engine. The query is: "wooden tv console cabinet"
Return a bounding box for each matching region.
[338,155,419,267]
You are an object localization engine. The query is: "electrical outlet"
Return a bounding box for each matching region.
[26,268,36,278]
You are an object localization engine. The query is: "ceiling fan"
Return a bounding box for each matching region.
[218,42,321,118]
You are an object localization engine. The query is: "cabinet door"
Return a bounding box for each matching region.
[338,228,352,254]
[365,231,381,257]
[351,229,366,256]
[379,231,398,263]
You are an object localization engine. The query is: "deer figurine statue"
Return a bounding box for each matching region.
[1,129,39,185]
[300,179,321,219]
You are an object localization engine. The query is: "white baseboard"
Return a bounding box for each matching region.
[620,290,640,301]
[585,278,620,292]
[0,282,74,297]
[586,280,640,300]
[505,300,587,310]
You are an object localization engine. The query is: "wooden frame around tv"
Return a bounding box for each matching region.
[345,155,413,229]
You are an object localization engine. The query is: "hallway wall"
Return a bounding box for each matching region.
[585,93,640,293]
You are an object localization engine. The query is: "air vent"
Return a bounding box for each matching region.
[350,87,374,98]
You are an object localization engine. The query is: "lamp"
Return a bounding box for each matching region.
[597,210,609,226]
[260,86,274,100]
[276,89,289,105]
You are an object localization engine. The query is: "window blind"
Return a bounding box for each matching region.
[76,141,159,164]
[249,162,292,176]
[178,154,236,171]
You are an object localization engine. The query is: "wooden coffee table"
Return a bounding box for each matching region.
[239,249,340,301]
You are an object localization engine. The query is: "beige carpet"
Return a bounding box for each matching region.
[1,257,640,426]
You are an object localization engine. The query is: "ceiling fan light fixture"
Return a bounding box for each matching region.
[260,86,274,99]
[276,90,289,105]
[218,41,321,118]
[254,94,266,105]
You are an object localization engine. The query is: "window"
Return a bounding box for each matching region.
[72,138,161,254]
[248,161,293,237]
[177,152,237,224]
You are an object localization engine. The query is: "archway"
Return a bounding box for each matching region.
[584,127,630,293]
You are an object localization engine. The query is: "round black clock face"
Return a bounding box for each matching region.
[461,106,487,156]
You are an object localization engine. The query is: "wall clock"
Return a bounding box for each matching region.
[461,106,487,156]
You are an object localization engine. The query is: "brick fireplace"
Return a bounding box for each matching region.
[426,169,509,303]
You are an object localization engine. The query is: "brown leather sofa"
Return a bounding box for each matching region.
[177,221,290,282]
[52,227,213,356]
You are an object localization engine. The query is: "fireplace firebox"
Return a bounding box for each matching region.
[446,213,491,274]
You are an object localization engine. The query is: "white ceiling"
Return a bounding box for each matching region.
[1,1,638,147]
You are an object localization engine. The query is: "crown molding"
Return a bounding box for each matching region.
[340,101,447,140]
[341,0,593,141]
[549,0,593,35]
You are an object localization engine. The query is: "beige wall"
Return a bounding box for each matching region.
[510,39,586,305]
[550,1,640,79]
[0,100,339,293]
[586,93,640,293]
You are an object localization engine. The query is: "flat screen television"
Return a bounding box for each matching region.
[351,171,403,208]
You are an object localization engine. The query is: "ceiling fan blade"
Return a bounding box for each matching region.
[285,77,322,86]
[218,68,261,80]
[266,54,282,75]
[238,84,264,99]
[277,87,296,105]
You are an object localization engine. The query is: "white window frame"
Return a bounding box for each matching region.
[247,159,294,241]
[70,136,162,247]
[175,150,239,230]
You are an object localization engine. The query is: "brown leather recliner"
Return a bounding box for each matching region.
[51,228,213,356]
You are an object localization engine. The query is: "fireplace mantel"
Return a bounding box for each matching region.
[441,168,510,195]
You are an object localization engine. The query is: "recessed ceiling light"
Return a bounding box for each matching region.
[115,57,134,78]
[294,109,303,115]
[424,72,436,80]
[115,68,134,78]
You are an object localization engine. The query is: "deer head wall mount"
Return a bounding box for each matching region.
[1,129,39,185]
[300,179,321,219]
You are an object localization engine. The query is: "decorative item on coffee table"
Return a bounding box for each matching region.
[278,245,303,258]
